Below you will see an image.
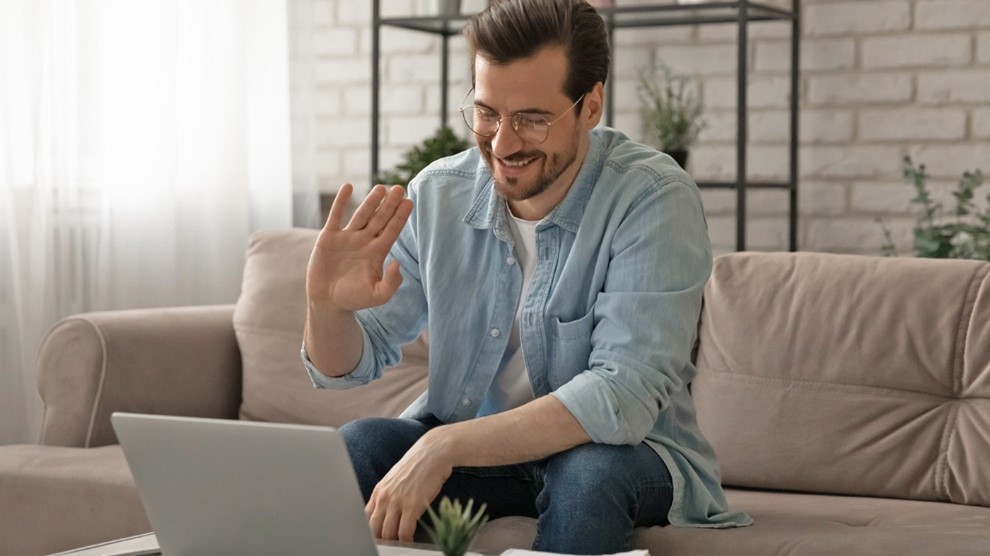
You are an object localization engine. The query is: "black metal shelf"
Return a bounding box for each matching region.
[372,0,801,250]
[378,2,794,35]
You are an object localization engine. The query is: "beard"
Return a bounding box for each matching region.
[482,125,582,202]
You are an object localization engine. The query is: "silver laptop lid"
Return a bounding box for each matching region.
[111,413,378,556]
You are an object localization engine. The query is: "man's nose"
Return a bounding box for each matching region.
[490,118,523,158]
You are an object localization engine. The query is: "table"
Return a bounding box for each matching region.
[50,532,491,556]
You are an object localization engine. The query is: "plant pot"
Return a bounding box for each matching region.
[669,150,689,169]
[433,0,461,16]
[425,0,462,17]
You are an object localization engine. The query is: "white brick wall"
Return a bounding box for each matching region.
[804,1,911,36]
[858,108,967,141]
[917,70,990,103]
[974,108,990,138]
[861,35,971,69]
[915,0,990,29]
[807,74,914,105]
[293,0,990,255]
[979,32,990,62]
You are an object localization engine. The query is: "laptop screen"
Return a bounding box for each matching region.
[112,413,380,556]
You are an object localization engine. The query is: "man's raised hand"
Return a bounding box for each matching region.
[306,183,414,313]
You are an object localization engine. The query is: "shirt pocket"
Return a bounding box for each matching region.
[547,309,595,389]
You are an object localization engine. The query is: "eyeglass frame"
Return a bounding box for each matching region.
[458,88,586,145]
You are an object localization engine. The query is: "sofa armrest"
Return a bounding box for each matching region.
[37,305,241,448]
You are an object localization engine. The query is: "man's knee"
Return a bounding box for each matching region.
[340,417,402,446]
[544,444,639,498]
[540,443,672,529]
[340,417,425,465]
[545,443,671,500]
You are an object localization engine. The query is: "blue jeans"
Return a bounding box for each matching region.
[340,416,673,555]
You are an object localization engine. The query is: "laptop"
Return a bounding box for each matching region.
[111,413,457,556]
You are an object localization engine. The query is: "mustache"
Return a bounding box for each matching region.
[484,146,543,163]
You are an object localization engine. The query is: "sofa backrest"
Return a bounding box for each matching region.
[693,252,990,507]
[233,228,428,427]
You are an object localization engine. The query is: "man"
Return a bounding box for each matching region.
[301,0,751,553]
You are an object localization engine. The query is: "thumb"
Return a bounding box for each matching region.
[373,260,404,304]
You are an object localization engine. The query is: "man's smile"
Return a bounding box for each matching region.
[494,153,542,178]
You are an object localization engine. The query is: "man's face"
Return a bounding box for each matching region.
[472,46,589,218]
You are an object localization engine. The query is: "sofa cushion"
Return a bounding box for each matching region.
[0,444,148,556]
[693,252,990,506]
[233,228,428,426]
[635,488,990,555]
[470,489,990,556]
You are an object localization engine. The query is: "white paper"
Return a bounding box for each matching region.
[501,550,649,556]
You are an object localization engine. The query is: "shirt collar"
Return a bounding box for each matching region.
[463,130,604,236]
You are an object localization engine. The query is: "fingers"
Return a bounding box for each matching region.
[376,198,414,245]
[345,184,388,231]
[365,490,405,541]
[381,509,402,541]
[364,186,408,237]
[365,496,419,542]
[325,183,353,232]
[365,499,384,539]
[346,185,409,235]
[397,513,418,543]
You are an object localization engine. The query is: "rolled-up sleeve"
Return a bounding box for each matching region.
[552,179,712,445]
[302,326,380,390]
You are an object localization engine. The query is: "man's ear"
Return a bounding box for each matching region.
[581,81,605,131]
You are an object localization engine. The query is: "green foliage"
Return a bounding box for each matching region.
[879,156,988,260]
[376,125,470,188]
[636,63,706,153]
[420,497,489,556]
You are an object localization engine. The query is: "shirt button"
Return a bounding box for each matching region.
[461,398,471,406]
[506,257,516,266]
[490,328,501,338]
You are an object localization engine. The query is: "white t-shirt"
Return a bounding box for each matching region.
[476,207,539,417]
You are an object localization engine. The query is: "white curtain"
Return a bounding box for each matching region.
[0,0,293,445]
[287,0,322,229]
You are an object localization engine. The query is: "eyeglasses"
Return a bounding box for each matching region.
[459,89,585,145]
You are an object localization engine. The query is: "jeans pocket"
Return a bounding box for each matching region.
[547,309,595,389]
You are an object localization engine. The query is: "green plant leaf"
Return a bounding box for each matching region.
[636,63,705,153]
[420,497,489,556]
[376,125,471,188]
[882,157,989,261]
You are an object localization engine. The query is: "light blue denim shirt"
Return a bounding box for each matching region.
[305,127,751,528]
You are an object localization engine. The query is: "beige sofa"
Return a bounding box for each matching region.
[2,227,990,555]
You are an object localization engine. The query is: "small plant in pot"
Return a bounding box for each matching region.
[421,497,489,556]
[376,125,471,188]
[637,63,706,169]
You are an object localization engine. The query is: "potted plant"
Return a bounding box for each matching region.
[421,497,489,556]
[879,156,988,260]
[637,63,706,168]
[377,125,471,188]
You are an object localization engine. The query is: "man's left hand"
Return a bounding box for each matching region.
[365,428,453,542]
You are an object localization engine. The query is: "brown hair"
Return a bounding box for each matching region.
[463,0,610,104]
